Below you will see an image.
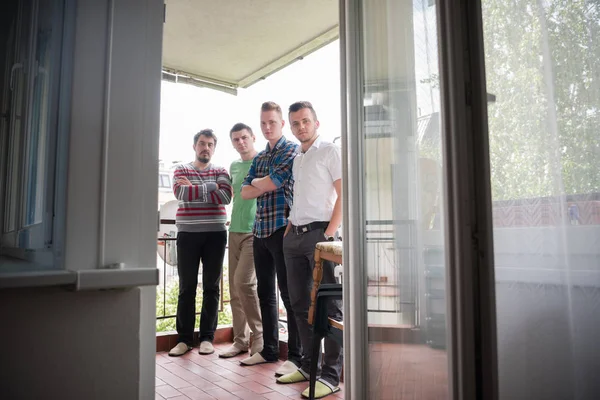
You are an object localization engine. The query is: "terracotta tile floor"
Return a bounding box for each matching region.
[367,342,448,399]
[155,343,344,399]
[156,342,449,399]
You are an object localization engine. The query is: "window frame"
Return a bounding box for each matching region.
[0,0,74,271]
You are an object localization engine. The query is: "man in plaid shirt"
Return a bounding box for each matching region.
[239,102,302,377]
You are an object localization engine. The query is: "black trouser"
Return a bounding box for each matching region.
[253,227,302,363]
[284,227,343,386]
[176,230,227,345]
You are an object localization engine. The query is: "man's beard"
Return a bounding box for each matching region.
[300,131,317,143]
[197,155,210,163]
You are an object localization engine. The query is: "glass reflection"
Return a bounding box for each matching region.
[361,0,449,398]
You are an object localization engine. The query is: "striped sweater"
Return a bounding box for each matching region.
[173,163,233,232]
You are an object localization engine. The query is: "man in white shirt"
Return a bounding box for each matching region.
[278,101,343,399]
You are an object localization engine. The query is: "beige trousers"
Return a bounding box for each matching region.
[228,232,263,349]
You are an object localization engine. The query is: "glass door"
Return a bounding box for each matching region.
[342,0,451,398]
[341,0,505,397]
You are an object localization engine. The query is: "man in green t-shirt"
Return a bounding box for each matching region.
[219,123,263,358]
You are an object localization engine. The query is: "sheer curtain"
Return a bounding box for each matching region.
[481,0,600,398]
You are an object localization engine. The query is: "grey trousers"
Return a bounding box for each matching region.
[228,232,263,350]
[283,227,343,387]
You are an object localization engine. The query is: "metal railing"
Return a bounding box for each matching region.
[365,220,418,315]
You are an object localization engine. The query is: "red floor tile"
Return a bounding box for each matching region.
[214,370,254,384]
[262,383,300,396]
[262,393,289,400]
[157,341,448,400]
[229,389,269,400]
[212,379,246,393]
[156,353,173,365]
[178,386,218,400]
[155,384,185,398]
[203,387,241,400]
[156,366,194,389]
[241,380,274,394]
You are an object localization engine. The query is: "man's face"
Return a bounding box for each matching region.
[193,135,215,163]
[289,108,319,144]
[260,110,284,143]
[230,129,255,156]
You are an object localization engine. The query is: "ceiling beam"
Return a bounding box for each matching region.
[237,26,339,88]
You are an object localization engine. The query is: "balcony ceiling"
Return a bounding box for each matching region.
[162,0,339,94]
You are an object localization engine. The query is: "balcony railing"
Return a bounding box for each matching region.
[155,219,421,334]
[156,231,289,336]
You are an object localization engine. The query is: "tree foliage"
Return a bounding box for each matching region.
[482,0,600,200]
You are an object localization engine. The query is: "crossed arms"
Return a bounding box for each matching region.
[241,152,295,200]
[173,168,232,205]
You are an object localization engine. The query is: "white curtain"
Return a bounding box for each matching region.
[482,0,600,398]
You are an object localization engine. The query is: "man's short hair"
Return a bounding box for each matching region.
[261,101,283,118]
[193,129,218,146]
[229,122,254,138]
[288,101,318,120]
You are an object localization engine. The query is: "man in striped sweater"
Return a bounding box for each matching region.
[168,129,233,357]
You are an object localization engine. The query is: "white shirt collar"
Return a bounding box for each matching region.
[302,135,323,153]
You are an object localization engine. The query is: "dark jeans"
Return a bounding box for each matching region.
[176,230,227,345]
[253,227,302,363]
[283,227,343,386]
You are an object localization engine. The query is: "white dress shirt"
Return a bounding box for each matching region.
[289,135,342,226]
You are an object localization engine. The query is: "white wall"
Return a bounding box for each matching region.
[0,0,163,398]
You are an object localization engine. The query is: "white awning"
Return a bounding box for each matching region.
[162,0,339,95]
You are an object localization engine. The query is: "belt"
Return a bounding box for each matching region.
[291,221,329,235]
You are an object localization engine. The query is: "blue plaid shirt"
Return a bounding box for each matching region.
[242,136,299,238]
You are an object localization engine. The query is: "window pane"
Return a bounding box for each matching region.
[3,2,31,235]
[24,0,62,227]
[1,0,68,265]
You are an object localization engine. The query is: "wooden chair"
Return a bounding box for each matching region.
[308,241,343,400]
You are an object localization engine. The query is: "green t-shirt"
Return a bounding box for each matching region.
[229,159,257,233]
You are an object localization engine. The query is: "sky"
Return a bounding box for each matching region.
[159,41,342,171]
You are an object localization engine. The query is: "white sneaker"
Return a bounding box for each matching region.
[219,344,247,358]
[275,360,298,377]
[198,341,215,355]
[168,342,191,357]
[240,352,268,366]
